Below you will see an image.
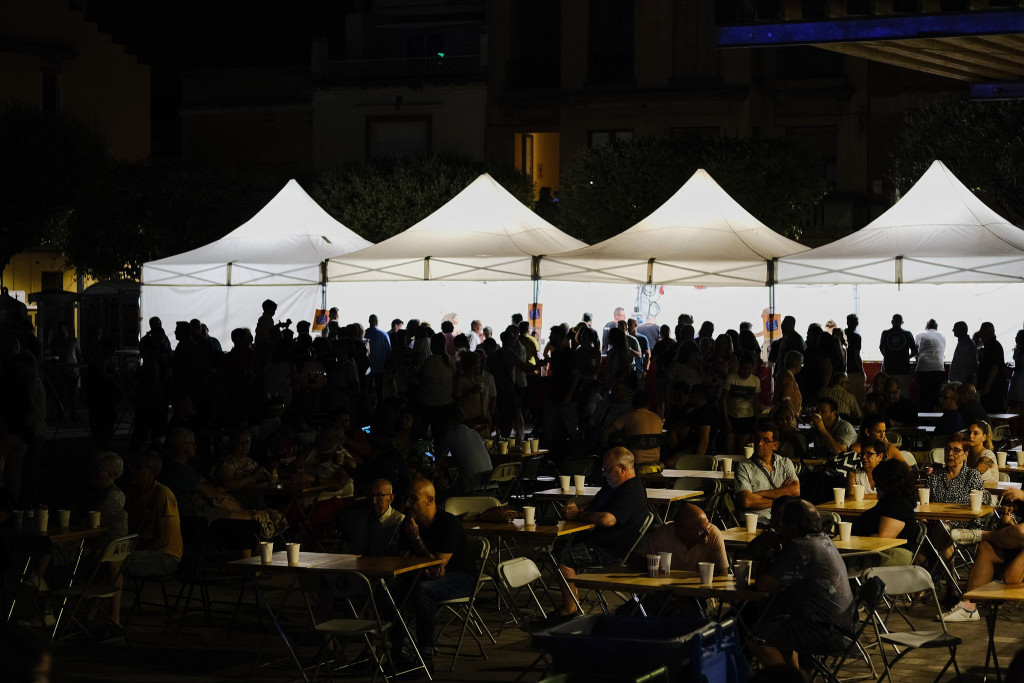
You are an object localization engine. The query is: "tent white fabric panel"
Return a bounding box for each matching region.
[327,174,587,281]
[777,160,1024,284]
[538,169,808,286]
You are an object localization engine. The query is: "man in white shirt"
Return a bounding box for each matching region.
[915,318,947,411]
[468,319,483,351]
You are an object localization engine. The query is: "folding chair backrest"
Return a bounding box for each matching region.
[888,432,902,448]
[857,575,886,613]
[993,424,1010,446]
[930,448,945,465]
[862,565,933,596]
[298,569,377,618]
[899,451,917,469]
[819,511,842,537]
[621,511,656,563]
[625,434,664,452]
[999,472,1011,482]
[674,454,717,471]
[490,462,521,482]
[445,496,502,517]
[101,534,138,563]
[497,556,542,589]
[520,454,544,480]
[907,520,928,559]
[466,536,491,581]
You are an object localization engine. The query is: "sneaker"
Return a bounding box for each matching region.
[950,528,983,545]
[940,604,979,622]
[21,575,49,594]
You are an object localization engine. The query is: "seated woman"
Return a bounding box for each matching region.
[849,414,902,460]
[851,458,918,565]
[847,438,886,498]
[213,428,285,539]
[964,420,999,485]
[299,425,356,537]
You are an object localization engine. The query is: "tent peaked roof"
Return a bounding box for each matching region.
[778,160,1024,284]
[539,168,808,286]
[327,173,587,281]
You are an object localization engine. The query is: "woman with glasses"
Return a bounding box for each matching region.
[846,438,886,497]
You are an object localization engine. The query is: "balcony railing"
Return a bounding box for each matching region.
[320,55,484,82]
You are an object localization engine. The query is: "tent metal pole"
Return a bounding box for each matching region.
[320,260,328,308]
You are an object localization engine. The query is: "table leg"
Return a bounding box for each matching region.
[923,528,962,597]
[49,539,87,641]
[246,573,307,682]
[377,578,433,681]
[980,601,1002,683]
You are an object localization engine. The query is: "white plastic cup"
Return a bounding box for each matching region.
[734,559,752,586]
[286,542,301,566]
[523,506,536,526]
[721,458,732,474]
[508,437,518,448]
[997,451,1008,468]
[658,551,672,574]
[646,554,661,578]
[559,475,571,494]
[498,441,509,455]
[743,444,754,459]
[970,490,983,513]
[531,438,540,452]
[37,509,48,533]
[833,488,846,505]
[838,521,853,542]
[852,484,865,502]
[57,509,71,529]
[918,488,930,506]
[260,541,274,565]
[745,513,759,533]
[573,475,586,494]
[88,510,101,529]
[12,510,23,532]
[698,562,715,585]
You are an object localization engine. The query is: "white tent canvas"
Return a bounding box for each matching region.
[538,169,808,285]
[141,179,372,342]
[326,174,587,281]
[777,160,1024,285]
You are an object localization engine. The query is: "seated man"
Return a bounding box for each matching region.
[603,391,664,464]
[809,397,857,459]
[558,447,648,616]
[748,498,857,671]
[435,410,492,493]
[943,487,1024,621]
[822,372,861,422]
[883,378,918,427]
[125,452,183,578]
[735,422,800,525]
[339,478,405,556]
[632,503,728,575]
[957,383,990,426]
[933,382,966,439]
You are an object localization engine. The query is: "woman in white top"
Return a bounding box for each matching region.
[914,319,947,412]
[964,420,998,485]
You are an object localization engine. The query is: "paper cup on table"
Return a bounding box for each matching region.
[260,541,274,565]
[508,437,517,448]
[832,488,846,505]
[57,509,71,529]
[559,475,571,494]
[522,506,536,526]
[646,554,661,578]
[522,441,532,454]
[838,521,853,542]
[37,509,48,533]
[531,438,540,451]
[734,559,752,586]
[484,439,494,451]
[498,440,509,455]
[970,490,983,513]
[286,542,301,566]
[918,488,930,505]
[720,458,732,474]
[88,510,101,529]
[573,475,586,494]
[658,551,672,574]
[852,484,865,502]
[997,451,1008,468]
[698,562,715,585]
[744,513,759,533]
[743,444,754,459]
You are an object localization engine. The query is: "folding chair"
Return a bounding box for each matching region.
[862,565,963,683]
[497,556,557,680]
[483,461,521,501]
[672,454,717,471]
[819,510,842,537]
[624,434,664,461]
[899,450,918,469]
[444,496,502,518]
[802,576,886,683]
[50,534,138,646]
[298,569,393,682]
[436,536,495,671]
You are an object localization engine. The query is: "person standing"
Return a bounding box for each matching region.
[602,307,626,354]
[879,314,917,397]
[977,322,1007,413]
[948,320,978,385]
[845,314,865,407]
[914,319,947,411]
[365,314,391,408]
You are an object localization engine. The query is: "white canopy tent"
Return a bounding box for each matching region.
[777,160,1024,285]
[141,179,372,343]
[538,169,809,286]
[326,173,587,282]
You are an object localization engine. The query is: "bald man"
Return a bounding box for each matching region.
[633,504,728,575]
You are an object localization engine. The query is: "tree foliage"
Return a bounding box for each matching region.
[889,99,1024,225]
[308,153,534,243]
[559,136,829,243]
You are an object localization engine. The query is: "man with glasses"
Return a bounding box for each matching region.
[882,377,918,427]
[340,478,405,555]
[735,423,800,525]
[935,383,966,437]
[556,447,648,616]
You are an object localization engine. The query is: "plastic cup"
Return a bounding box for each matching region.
[523,506,536,526]
[498,441,508,455]
[997,451,1008,468]
[852,484,865,502]
[88,510,101,529]
[508,437,518,448]
[573,475,586,494]
[734,559,752,586]
[57,509,71,529]
[559,475,571,494]
[918,488,930,506]
[522,441,532,454]
[743,444,754,459]
[658,551,672,574]
[698,562,715,585]
[531,438,540,452]
[286,542,301,566]
[484,439,494,450]
[12,510,23,532]
[833,488,846,505]
[720,458,732,474]
[37,509,48,533]
[838,521,853,542]
[646,554,661,578]
[260,541,274,565]
[745,513,759,533]
[970,490,983,513]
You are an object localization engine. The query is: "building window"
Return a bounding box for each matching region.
[588,129,633,149]
[366,117,431,159]
[588,0,634,84]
